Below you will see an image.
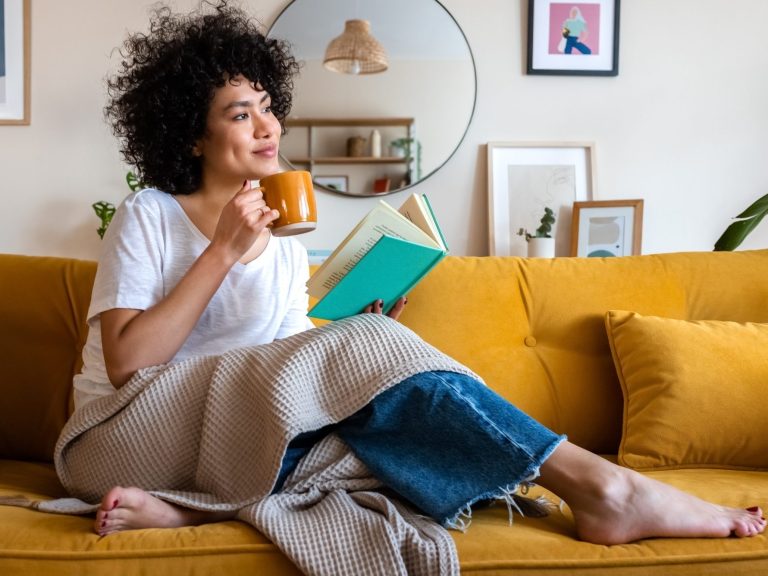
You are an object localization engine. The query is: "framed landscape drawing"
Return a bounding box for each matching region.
[0,0,30,124]
[571,199,643,257]
[487,142,595,257]
[527,0,620,76]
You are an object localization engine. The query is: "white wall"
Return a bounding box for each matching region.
[1,0,767,260]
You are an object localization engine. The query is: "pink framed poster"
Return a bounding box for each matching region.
[527,0,620,76]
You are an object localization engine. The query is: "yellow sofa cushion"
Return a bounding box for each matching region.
[393,251,768,455]
[606,310,768,471]
[5,459,768,575]
[0,255,96,462]
[0,460,302,576]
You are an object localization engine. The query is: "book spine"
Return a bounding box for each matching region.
[422,195,449,252]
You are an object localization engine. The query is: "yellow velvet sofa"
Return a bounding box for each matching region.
[2,250,768,575]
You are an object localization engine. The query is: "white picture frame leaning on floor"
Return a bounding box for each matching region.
[487,142,596,257]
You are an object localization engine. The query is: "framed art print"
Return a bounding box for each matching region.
[0,0,30,124]
[487,142,595,257]
[571,199,643,257]
[527,0,620,76]
[313,175,349,193]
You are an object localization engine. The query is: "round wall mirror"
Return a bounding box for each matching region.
[269,0,476,196]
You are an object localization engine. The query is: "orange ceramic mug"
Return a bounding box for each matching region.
[258,170,317,236]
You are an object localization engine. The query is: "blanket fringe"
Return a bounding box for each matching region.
[0,495,99,515]
[0,495,39,509]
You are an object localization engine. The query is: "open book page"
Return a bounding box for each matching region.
[397,194,447,251]
[306,201,440,299]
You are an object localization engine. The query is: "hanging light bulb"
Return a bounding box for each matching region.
[323,19,388,75]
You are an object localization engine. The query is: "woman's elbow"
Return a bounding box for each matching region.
[105,361,137,389]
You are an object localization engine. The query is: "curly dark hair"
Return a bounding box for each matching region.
[105,1,299,195]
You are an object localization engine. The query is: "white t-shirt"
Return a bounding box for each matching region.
[74,188,314,409]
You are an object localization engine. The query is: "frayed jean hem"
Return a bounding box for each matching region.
[441,433,566,531]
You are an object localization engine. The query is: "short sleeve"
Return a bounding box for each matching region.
[87,191,166,321]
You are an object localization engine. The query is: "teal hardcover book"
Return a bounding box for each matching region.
[308,235,446,320]
[306,193,447,321]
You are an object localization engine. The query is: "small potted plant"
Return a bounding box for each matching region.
[518,207,556,258]
[389,137,422,180]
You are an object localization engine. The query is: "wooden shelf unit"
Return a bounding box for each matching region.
[287,156,407,165]
[284,117,416,181]
[286,117,414,128]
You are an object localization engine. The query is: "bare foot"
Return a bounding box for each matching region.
[94,486,235,536]
[538,442,766,545]
[569,466,766,544]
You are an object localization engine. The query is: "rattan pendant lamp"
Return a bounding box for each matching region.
[323,19,388,75]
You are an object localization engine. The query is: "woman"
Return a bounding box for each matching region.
[77,1,764,545]
[563,6,592,55]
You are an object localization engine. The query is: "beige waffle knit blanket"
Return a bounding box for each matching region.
[53,314,479,576]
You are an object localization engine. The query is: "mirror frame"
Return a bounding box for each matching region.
[268,0,477,197]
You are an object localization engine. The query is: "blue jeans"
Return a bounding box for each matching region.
[274,371,565,527]
[565,37,592,54]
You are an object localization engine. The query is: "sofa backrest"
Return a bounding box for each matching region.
[2,250,767,462]
[0,255,96,462]
[401,250,768,454]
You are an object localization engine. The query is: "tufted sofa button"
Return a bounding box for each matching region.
[524,336,537,347]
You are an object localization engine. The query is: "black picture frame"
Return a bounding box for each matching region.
[527,0,620,77]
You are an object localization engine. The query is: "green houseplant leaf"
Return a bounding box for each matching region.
[517,207,556,241]
[714,193,768,251]
[534,207,556,238]
[92,171,144,239]
[126,171,143,192]
[92,201,116,239]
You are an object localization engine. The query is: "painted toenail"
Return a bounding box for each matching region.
[747,506,759,512]
[113,499,119,509]
[104,513,108,519]
[101,520,106,527]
